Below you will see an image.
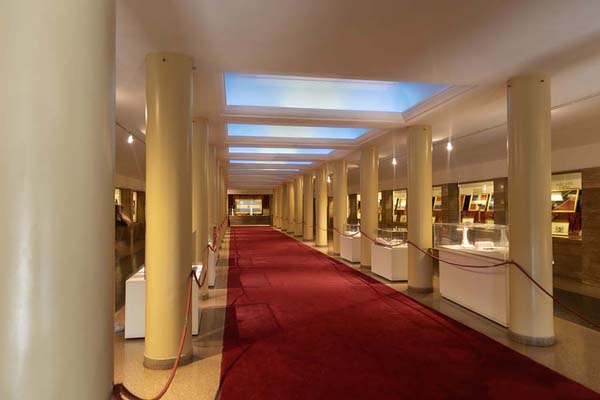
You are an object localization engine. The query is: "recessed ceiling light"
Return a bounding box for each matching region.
[229,160,313,165]
[446,142,453,151]
[227,123,368,140]
[127,134,134,144]
[327,175,331,183]
[224,72,450,113]
[392,157,397,166]
[228,147,333,155]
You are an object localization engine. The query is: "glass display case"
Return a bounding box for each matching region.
[459,181,494,224]
[433,223,509,260]
[551,172,582,239]
[393,189,407,224]
[344,223,361,236]
[376,227,407,247]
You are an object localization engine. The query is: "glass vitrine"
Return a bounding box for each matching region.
[376,227,407,247]
[433,223,509,260]
[344,223,361,236]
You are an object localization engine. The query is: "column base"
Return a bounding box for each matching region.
[408,285,433,294]
[144,351,194,370]
[360,264,372,270]
[508,330,555,347]
[333,252,340,256]
[315,244,328,248]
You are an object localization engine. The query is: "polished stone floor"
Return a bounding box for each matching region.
[114,228,600,398]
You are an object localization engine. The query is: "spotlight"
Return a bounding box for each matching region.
[392,157,397,166]
[446,142,453,151]
[127,134,134,144]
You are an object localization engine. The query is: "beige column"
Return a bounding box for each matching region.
[315,168,329,247]
[295,176,304,236]
[303,173,315,241]
[282,184,289,231]
[332,160,348,254]
[207,145,216,244]
[360,146,379,268]
[192,119,209,299]
[272,187,278,227]
[407,125,433,293]
[288,181,296,232]
[0,2,114,397]
[144,52,193,369]
[507,75,554,346]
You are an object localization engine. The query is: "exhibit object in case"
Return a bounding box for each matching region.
[371,228,408,281]
[125,265,201,339]
[434,223,509,327]
[340,223,361,262]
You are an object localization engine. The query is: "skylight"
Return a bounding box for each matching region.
[224,73,450,113]
[229,168,300,172]
[228,147,333,155]
[229,160,313,165]
[227,123,368,140]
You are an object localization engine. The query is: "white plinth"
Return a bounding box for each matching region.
[371,243,408,281]
[208,244,217,287]
[125,265,201,339]
[438,247,508,327]
[340,235,361,263]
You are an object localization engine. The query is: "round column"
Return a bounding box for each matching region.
[282,184,289,231]
[145,52,194,369]
[288,181,296,233]
[272,187,278,228]
[0,2,115,397]
[360,146,379,268]
[192,119,209,299]
[295,176,304,237]
[407,125,433,293]
[507,75,554,346]
[315,168,329,247]
[303,173,315,241]
[333,160,348,255]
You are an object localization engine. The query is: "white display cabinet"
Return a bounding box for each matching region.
[434,223,510,327]
[340,223,361,263]
[125,265,202,339]
[371,228,408,281]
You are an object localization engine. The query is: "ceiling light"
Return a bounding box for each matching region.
[228,147,333,155]
[127,134,134,144]
[446,142,453,151]
[224,72,450,113]
[327,175,331,183]
[227,123,368,140]
[229,160,313,165]
[392,157,397,166]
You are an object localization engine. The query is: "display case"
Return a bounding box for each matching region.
[393,189,407,224]
[376,227,407,247]
[551,173,582,239]
[340,223,361,262]
[459,181,494,224]
[434,223,510,326]
[372,228,408,281]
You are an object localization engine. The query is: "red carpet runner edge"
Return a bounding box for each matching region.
[218,226,599,400]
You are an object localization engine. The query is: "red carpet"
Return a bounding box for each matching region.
[219,227,598,399]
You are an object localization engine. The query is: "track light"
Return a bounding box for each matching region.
[446,142,453,151]
[127,134,134,144]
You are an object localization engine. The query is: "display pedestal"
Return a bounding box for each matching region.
[340,235,361,263]
[371,243,408,281]
[438,247,508,327]
[125,266,201,339]
[208,244,217,287]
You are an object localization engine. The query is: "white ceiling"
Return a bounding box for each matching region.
[115,0,600,189]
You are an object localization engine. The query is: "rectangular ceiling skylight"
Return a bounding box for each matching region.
[224,72,450,113]
[228,147,333,155]
[227,123,368,140]
[230,160,313,165]
[229,168,300,172]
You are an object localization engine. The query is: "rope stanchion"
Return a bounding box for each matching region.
[113,270,195,400]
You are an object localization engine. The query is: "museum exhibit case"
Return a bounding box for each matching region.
[340,223,361,262]
[392,189,407,224]
[372,228,408,281]
[459,181,495,224]
[434,223,510,326]
[228,194,272,225]
[551,172,582,239]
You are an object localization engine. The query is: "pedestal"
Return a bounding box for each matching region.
[371,243,408,281]
[340,235,361,263]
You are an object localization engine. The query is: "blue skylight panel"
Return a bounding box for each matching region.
[227,123,368,140]
[224,73,450,113]
[228,147,333,155]
[229,160,313,165]
[229,168,300,172]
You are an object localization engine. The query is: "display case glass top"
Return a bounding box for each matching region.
[344,223,360,236]
[434,223,509,261]
[377,227,407,247]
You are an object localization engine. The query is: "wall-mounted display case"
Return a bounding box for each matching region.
[432,186,442,223]
[393,189,407,224]
[459,181,494,224]
[551,172,582,239]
